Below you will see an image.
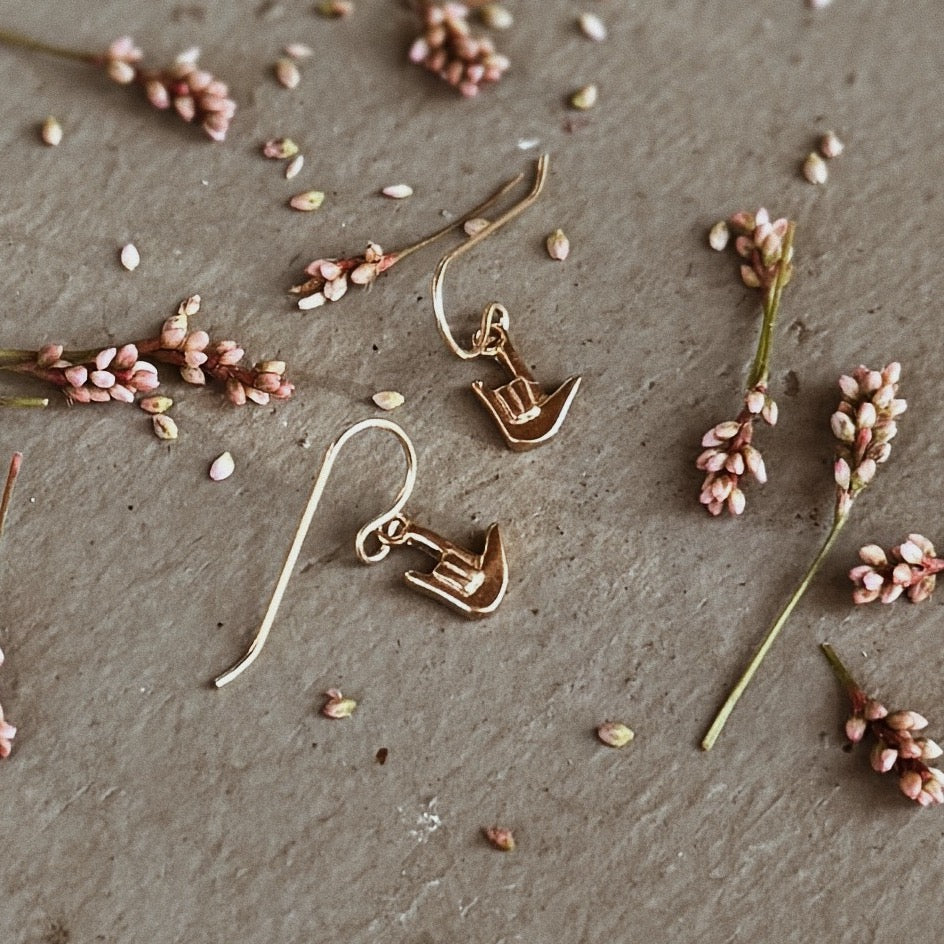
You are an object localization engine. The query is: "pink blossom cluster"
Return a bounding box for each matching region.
[33,342,161,404]
[830,362,906,517]
[0,647,15,759]
[154,305,294,406]
[290,242,397,310]
[850,534,942,605]
[696,382,776,516]
[728,208,794,291]
[409,3,510,97]
[844,695,944,807]
[102,37,236,141]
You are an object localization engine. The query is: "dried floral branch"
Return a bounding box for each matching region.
[408,2,510,97]
[0,453,22,544]
[0,29,235,140]
[0,453,22,759]
[697,210,795,515]
[822,643,944,806]
[0,296,294,408]
[701,362,905,750]
[850,534,944,605]
[289,169,522,310]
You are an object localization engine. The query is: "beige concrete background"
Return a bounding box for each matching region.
[2,1,944,942]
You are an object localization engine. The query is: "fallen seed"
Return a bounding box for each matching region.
[463,217,490,236]
[41,116,63,146]
[597,721,635,748]
[290,190,325,211]
[275,57,301,89]
[152,414,179,441]
[284,42,314,58]
[803,151,828,184]
[483,827,515,852]
[285,154,304,179]
[372,390,405,411]
[140,395,174,415]
[570,84,598,110]
[322,688,357,718]
[382,184,414,199]
[819,129,844,159]
[578,12,607,41]
[708,220,730,251]
[263,137,299,159]
[120,243,140,271]
[209,451,235,481]
[480,3,513,29]
[546,228,570,261]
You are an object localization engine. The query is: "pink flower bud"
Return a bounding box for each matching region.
[837,374,859,400]
[852,458,876,487]
[109,384,135,403]
[727,488,746,516]
[321,688,356,719]
[899,770,923,800]
[226,378,247,406]
[760,398,778,426]
[886,710,929,732]
[844,716,867,743]
[856,401,877,429]
[830,412,856,443]
[892,563,914,586]
[739,264,761,288]
[864,699,888,720]
[833,459,851,490]
[90,370,116,389]
[37,344,64,368]
[870,744,898,773]
[64,365,88,388]
[161,314,188,349]
[180,365,206,386]
[483,826,515,852]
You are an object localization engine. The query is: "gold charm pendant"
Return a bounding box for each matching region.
[213,418,508,688]
[431,154,582,451]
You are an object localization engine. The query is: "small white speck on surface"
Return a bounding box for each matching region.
[120,243,140,271]
[372,390,405,411]
[517,137,541,150]
[209,451,235,481]
[41,116,63,146]
[284,42,314,58]
[578,11,607,41]
[570,84,598,110]
[382,184,414,199]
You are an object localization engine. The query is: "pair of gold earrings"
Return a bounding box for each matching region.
[214,155,581,688]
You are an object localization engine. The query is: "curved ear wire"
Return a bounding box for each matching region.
[213,418,417,688]
[431,154,549,360]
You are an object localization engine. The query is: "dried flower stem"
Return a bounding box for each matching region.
[0,396,49,408]
[0,27,96,64]
[701,362,905,750]
[290,170,523,308]
[748,223,795,392]
[701,514,847,751]
[0,453,23,542]
[821,643,944,806]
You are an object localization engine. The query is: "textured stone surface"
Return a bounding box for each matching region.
[2,2,944,942]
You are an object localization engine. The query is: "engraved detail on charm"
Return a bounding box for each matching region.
[471,319,582,452]
[380,517,508,617]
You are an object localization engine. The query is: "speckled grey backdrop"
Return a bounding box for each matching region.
[2,2,944,942]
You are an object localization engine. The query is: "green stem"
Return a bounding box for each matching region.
[0,27,97,64]
[820,643,861,698]
[746,222,795,391]
[701,508,849,751]
[0,396,49,408]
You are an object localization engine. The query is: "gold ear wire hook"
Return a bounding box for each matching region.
[213,418,417,688]
[431,154,550,360]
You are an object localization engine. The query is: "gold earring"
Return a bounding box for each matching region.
[213,417,508,687]
[431,154,582,452]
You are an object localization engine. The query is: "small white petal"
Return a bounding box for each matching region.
[209,451,235,481]
[382,184,414,199]
[120,243,140,271]
[372,390,405,411]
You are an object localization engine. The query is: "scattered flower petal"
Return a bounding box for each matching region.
[578,11,607,42]
[209,451,235,481]
[570,84,598,110]
[275,57,301,89]
[120,243,140,271]
[382,184,414,199]
[597,721,634,748]
[290,190,325,211]
[41,115,63,146]
[483,826,515,851]
[546,228,570,261]
[372,390,405,411]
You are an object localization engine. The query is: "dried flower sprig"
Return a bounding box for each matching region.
[701,363,905,750]
[698,210,795,515]
[850,533,943,605]
[408,2,510,97]
[0,296,294,408]
[821,643,944,806]
[289,169,522,310]
[0,29,235,141]
[0,454,23,760]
